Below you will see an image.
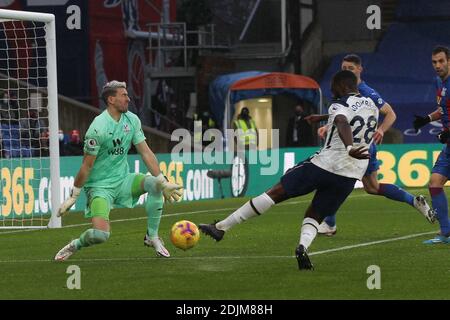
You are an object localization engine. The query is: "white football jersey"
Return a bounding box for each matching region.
[311,94,379,180]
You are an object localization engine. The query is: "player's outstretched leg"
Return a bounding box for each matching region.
[364,168,435,223]
[377,183,436,222]
[363,165,435,223]
[54,228,110,261]
[141,175,170,257]
[374,182,415,205]
[423,187,450,244]
[320,191,436,236]
[199,192,275,241]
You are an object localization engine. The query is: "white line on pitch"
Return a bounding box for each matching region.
[309,231,437,256]
[0,230,437,264]
[0,193,374,235]
[0,187,431,236]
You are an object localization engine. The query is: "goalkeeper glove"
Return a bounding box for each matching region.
[57,186,81,217]
[437,129,450,144]
[156,173,183,203]
[413,114,431,133]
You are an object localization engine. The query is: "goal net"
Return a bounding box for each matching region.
[0,9,60,229]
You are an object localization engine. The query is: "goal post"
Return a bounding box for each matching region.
[0,9,61,229]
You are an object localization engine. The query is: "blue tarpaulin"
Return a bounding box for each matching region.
[209,71,321,129]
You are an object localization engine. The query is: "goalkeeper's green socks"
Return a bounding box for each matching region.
[145,193,164,238]
[143,175,164,238]
[73,228,110,250]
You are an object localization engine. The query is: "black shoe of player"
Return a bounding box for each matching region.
[198,223,225,241]
[295,245,314,270]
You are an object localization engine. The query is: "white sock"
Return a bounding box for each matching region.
[299,217,319,250]
[216,193,275,231]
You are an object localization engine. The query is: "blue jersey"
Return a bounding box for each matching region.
[435,76,450,129]
[358,81,385,110]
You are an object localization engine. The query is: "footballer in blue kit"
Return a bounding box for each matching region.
[413,46,450,244]
[313,54,436,235]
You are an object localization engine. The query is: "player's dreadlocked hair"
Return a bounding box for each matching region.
[101,80,127,104]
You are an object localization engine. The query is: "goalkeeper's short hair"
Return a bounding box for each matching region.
[101,80,127,104]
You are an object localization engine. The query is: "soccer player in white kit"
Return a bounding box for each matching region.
[199,70,378,270]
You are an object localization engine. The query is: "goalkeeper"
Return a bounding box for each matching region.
[54,81,182,261]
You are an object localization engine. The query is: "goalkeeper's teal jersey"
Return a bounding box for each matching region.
[83,110,146,189]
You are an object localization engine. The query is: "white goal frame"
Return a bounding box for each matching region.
[0,9,60,229]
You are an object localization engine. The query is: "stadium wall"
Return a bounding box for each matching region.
[0,144,446,217]
[317,0,383,57]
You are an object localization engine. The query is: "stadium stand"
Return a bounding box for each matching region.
[0,124,32,158]
[396,0,450,20]
[320,1,450,143]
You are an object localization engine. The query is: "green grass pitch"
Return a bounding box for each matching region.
[0,187,449,300]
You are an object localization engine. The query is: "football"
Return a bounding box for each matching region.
[170,220,200,250]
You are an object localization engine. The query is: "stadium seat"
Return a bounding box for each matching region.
[1,124,32,157]
[396,0,450,19]
[320,20,450,143]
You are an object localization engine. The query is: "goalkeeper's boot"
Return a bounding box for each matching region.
[413,195,437,224]
[295,244,314,270]
[198,223,225,241]
[317,221,337,236]
[423,233,450,245]
[54,240,77,261]
[144,235,170,258]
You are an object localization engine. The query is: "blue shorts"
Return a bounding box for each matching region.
[432,145,450,178]
[364,143,380,176]
[280,160,357,218]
